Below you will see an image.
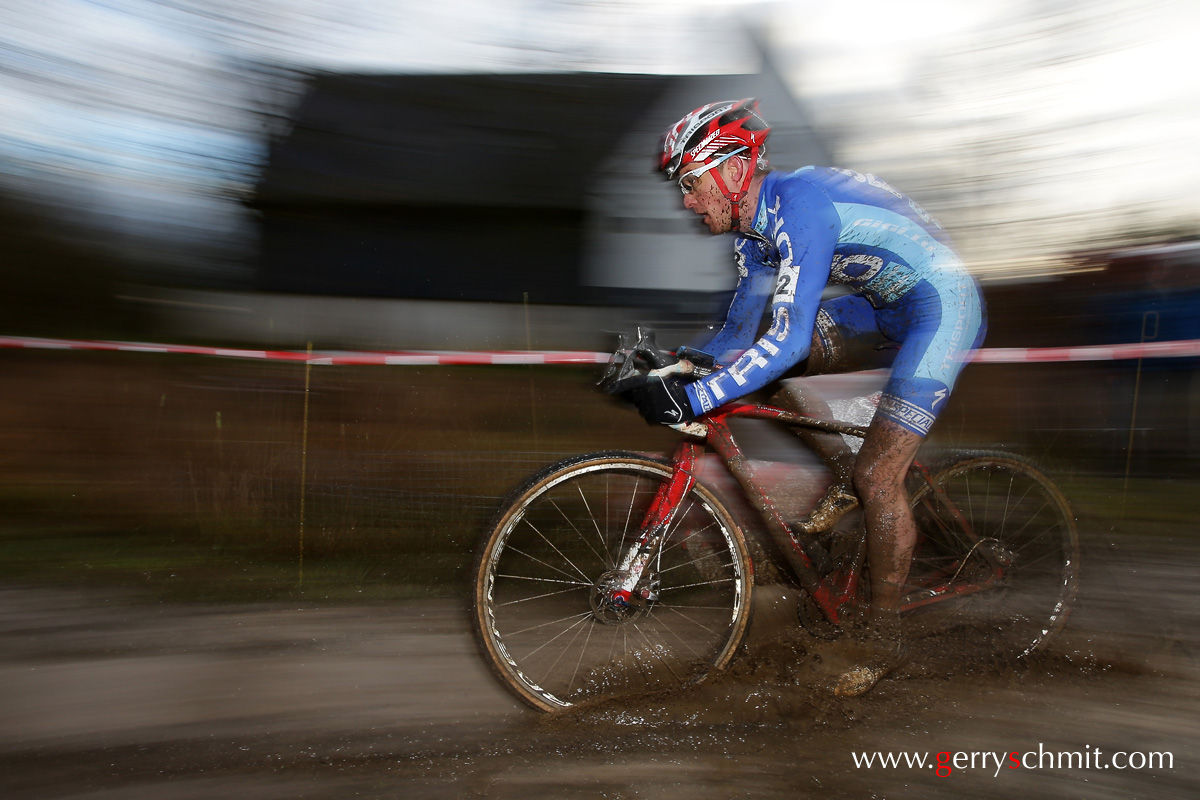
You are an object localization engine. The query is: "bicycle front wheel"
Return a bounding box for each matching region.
[905,452,1079,659]
[471,452,753,712]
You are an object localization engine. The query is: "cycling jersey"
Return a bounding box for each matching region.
[684,166,986,437]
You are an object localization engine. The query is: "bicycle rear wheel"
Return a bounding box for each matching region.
[905,451,1079,659]
[471,452,753,712]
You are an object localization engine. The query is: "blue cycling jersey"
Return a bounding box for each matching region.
[684,166,986,437]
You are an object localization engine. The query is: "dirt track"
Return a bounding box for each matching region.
[2,522,1197,800]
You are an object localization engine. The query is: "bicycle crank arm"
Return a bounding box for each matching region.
[901,579,996,611]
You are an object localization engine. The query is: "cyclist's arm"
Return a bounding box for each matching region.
[684,181,840,415]
[692,240,776,364]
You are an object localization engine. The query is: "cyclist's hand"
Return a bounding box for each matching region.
[607,374,695,426]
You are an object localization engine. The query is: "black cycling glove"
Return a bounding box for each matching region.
[609,375,695,426]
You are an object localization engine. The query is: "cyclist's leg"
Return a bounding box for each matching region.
[833,417,920,692]
[858,273,987,612]
[830,414,921,696]
[773,296,896,486]
[853,417,924,612]
[834,273,985,696]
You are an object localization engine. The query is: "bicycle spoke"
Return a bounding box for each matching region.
[538,612,595,697]
[645,612,707,661]
[656,553,734,578]
[519,519,595,583]
[565,614,599,699]
[507,611,594,654]
[621,474,646,552]
[573,481,620,567]
[626,619,687,684]
[505,542,591,585]
[658,576,736,592]
[1001,505,1057,549]
[1010,545,1069,571]
[549,495,609,568]
[495,573,592,588]
[658,603,726,639]
[656,516,720,560]
[493,581,592,608]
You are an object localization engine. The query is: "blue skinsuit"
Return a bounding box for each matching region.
[683,166,986,437]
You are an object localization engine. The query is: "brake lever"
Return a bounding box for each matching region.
[598,332,646,388]
[633,326,673,370]
[597,332,630,387]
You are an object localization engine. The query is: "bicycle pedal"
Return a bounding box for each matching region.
[974,538,1015,568]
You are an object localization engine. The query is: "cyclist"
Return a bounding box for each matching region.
[619,98,987,696]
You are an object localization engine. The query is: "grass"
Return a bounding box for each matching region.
[1,350,1196,604]
[0,515,480,604]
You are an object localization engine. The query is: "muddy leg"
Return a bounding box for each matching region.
[771,382,856,485]
[852,416,923,614]
[768,327,857,484]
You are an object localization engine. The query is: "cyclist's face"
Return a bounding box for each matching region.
[680,163,733,234]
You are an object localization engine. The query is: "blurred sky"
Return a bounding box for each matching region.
[1,0,1198,282]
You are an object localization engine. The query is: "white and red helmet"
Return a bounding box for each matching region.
[657,97,770,181]
[658,98,770,226]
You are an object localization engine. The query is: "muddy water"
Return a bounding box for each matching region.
[2,527,1197,800]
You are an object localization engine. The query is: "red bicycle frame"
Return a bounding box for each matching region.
[622,399,1003,626]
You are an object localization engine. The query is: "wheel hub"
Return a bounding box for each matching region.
[590,570,658,624]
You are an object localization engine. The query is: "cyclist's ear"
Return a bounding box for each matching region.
[722,152,749,184]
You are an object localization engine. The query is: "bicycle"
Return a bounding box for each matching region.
[470,331,1080,712]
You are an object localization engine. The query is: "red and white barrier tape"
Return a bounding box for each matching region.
[2,335,1199,365]
[0,336,608,365]
[967,338,1200,363]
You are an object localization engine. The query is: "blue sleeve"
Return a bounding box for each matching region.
[684,179,840,416]
[693,238,776,364]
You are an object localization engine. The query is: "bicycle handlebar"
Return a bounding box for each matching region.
[599,327,717,391]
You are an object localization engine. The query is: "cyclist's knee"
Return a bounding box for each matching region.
[767,385,797,410]
[771,380,823,413]
[853,460,901,504]
[852,429,920,503]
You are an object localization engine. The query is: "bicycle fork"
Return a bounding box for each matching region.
[600,442,702,616]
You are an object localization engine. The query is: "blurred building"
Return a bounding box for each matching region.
[153,47,830,351]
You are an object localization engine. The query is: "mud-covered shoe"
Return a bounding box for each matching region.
[795,483,859,535]
[833,661,896,697]
[832,613,905,697]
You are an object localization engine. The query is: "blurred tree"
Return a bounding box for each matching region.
[0,190,139,339]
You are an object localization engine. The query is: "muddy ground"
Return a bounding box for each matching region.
[0,352,1197,798]
[2,520,1197,800]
